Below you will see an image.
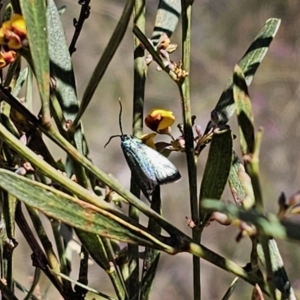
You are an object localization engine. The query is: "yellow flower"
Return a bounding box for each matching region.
[11,14,27,37]
[0,14,26,50]
[145,109,175,133]
[0,20,11,45]
[141,133,157,149]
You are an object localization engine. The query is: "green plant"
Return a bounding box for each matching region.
[0,1,298,299]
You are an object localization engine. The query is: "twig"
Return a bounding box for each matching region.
[69,0,91,55]
[179,1,200,299]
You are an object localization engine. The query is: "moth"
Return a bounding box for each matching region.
[105,102,181,199]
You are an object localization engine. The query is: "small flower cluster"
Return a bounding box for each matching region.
[143,108,193,156]
[0,14,27,68]
[142,108,177,157]
[143,108,215,157]
[146,34,188,81]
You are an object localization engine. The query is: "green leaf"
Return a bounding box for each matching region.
[20,0,50,124]
[199,128,233,227]
[256,239,295,299]
[47,0,78,121]
[151,0,182,46]
[228,153,255,208]
[0,169,171,251]
[46,0,84,153]
[211,18,281,125]
[233,64,255,155]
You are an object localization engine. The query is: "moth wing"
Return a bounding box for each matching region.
[121,139,158,197]
[144,146,181,185]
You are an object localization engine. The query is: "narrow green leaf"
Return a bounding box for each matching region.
[228,153,247,205]
[233,65,255,155]
[210,18,281,126]
[46,0,84,153]
[257,239,296,299]
[75,230,112,269]
[228,153,255,208]
[20,0,50,124]
[47,0,77,122]
[0,170,171,251]
[199,128,233,227]
[151,0,181,46]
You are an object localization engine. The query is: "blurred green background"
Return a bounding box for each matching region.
[11,0,300,299]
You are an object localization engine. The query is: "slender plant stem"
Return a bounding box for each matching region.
[132,25,177,80]
[188,242,270,296]
[69,0,91,55]
[140,187,161,300]
[75,246,89,298]
[247,129,277,299]
[2,192,16,291]
[127,1,146,297]
[180,1,201,299]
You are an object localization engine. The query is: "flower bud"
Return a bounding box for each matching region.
[145,108,175,133]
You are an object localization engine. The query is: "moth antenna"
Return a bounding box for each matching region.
[104,135,121,148]
[118,99,124,136]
